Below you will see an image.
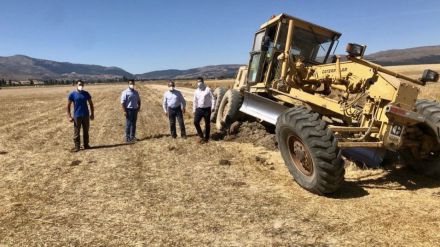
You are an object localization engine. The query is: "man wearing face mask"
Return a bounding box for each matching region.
[67,80,94,152]
[193,77,215,143]
[163,81,187,139]
[121,79,141,142]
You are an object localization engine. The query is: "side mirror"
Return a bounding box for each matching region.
[421,69,439,83]
[346,43,367,57]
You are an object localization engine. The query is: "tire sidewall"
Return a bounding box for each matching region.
[211,87,226,123]
[216,89,242,131]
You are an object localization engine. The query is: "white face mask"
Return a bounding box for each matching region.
[77,85,83,91]
[169,86,175,91]
[129,84,134,89]
[197,81,204,89]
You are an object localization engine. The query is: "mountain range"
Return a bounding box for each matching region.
[0,55,132,81]
[365,45,440,66]
[1,45,439,80]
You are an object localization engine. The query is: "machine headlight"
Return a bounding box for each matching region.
[421,69,439,83]
[346,43,366,57]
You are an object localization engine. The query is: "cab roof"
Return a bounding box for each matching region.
[260,13,342,39]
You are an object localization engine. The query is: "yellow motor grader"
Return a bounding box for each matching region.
[214,13,440,195]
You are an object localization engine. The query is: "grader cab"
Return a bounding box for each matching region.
[214,13,440,195]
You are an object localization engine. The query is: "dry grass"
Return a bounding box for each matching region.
[384,64,440,100]
[1,83,440,246]
[143,79,235,90]
[386,64,440,79]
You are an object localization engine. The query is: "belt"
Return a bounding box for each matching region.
[168,106,181,110]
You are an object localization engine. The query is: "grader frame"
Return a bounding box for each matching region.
[236,14,437,150]
[218,13,440,195]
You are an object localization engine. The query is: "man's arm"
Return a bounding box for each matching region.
[193,91,197,113]
[88,99,94,120]
[67,100,73,122]
[179,91,186,113]
[163,93,168,115]
[121,91,127,116]
[210,89,215,111]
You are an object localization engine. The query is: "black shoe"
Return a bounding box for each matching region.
[181,135,187,139]
[84,144,91,149]
[71,147,80,153]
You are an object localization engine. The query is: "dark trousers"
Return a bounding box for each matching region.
[125,108,138,141]
[73,116,90,148]
[168,107,186,138]
[194,107,211,140]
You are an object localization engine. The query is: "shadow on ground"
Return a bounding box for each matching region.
[330,165,440,199]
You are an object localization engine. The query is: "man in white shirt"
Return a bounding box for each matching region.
[193,77,215,143]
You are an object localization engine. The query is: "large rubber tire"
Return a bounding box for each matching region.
[276,107,345,195]
[210,87,227,123]
[399,99,440,178]
[216,89,243,131]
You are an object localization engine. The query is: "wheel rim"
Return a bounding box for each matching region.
[287,134,314,177]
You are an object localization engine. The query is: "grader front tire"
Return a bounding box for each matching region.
[210,87,227,123]
[215,89,243,131]
[276,107,345,194]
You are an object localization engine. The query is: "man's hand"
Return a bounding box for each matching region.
[211,108,215,113]
[164,112,168,117]
[124,111,127,117]
[182,108,186,114]
[68,116,73,122]
[90,114,94,120]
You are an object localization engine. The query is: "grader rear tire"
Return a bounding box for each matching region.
[399,99,440,179]
[276,107,344,194]
[210,87,227,123]
[215,89,243,131]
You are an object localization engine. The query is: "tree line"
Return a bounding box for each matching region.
[0,77,130,87]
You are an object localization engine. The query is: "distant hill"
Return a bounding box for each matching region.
[0,55,133,80]
[135,64,243,80]
[366,45,440,66]
[1,45,439,81]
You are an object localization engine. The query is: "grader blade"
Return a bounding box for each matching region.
[239,92,288,125]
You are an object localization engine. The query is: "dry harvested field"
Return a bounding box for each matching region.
[387,64,440,79]
[1,80,440,246]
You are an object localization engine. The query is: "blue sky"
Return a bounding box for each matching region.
[1,0,439,73]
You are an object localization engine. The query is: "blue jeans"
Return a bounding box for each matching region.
[125,109,138,141]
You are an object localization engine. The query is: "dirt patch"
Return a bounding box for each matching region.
[222,121,278,150]
[69,160,81,166]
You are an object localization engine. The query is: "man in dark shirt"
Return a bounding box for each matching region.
[67,80,94,152]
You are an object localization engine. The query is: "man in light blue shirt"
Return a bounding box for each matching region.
[121,79,141,142]
[163,81,187,139]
